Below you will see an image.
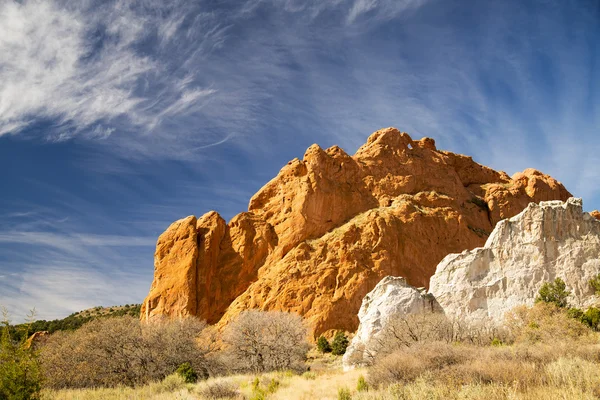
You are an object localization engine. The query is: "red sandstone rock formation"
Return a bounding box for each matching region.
[141,128,572,336]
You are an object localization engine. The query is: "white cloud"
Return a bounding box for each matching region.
[0,0,217,140]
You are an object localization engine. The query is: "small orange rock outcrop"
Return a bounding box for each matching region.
[591,210,600,221]
[141,128,572,336]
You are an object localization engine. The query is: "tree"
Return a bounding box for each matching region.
[317,336,331,353]
[41,315,213,388]
[535,277,570,308]
[0,308,43,400]
[331,331,349,356]
[222,310,309,373]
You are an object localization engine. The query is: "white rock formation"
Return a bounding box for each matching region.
[430,197,600,325]
[342,276,438,369]
[343,198,600,369]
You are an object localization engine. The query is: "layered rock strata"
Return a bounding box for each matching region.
[141,127,571,336]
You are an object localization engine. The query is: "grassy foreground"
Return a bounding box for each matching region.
[42,346,600,400]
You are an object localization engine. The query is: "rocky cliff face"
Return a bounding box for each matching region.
[430,198,600,324]
[141,127,571,336]
[344,198,600,368]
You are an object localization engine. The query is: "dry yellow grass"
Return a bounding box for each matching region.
[270,368,365,400]
[42,354,600,400]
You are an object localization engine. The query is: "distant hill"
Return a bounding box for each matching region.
[8,304,141,342]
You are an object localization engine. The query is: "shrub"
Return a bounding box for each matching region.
[317,336,332,353]
[590,274,600,296]
[198,381,239,399]
[331,331,349,356]
[248,377,280,400]
[176,362,198,383]
[0,309,43,400]
[40,315,213,388]
[357,375,369,392]
[337,387,352,400]
[368,342,469,388]
[159,373,186,393]
[505,302,593,344]
[222,310,309,373]
[535,277,570,308]
[302,371,316,380]
[580,307,600,331]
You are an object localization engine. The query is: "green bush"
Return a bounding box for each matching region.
[580,307,600,331]
[331,331,349,356]
[535,278,570,308]
[0,309,43,400]
[590,274,600,296]
[175,362,198,383]
[317,336,331,353]
[337,387,352,400]
[357,375,369,392]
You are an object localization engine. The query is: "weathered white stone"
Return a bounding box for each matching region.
[343,198,600,369]
[430,197,600,325]
[342,276,437,369]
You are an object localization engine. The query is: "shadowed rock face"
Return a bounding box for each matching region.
[141,127,571,336]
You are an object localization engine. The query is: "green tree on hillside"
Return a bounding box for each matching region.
[331,331,349,356]
[0,308,43,400]
[535,277,570,308]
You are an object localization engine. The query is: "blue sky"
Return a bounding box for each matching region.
[0,0,598,322]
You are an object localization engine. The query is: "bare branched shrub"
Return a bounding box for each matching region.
[40,315,214,389]
[198,381,239,399]
[221,310,309,373]
[366,312,510,364]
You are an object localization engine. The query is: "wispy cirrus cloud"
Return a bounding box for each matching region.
[0,0,221,146]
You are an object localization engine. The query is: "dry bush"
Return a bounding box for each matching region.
[545,357,600,394]
[366,312,509,365]
[368,339,600,393]
[368,342,471,388]
[442,358,542,389]
[505,302,595,344]
[221,310,309,373]
[369,343,547,390]
[198,381,240,399]
[40,315,214,389]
